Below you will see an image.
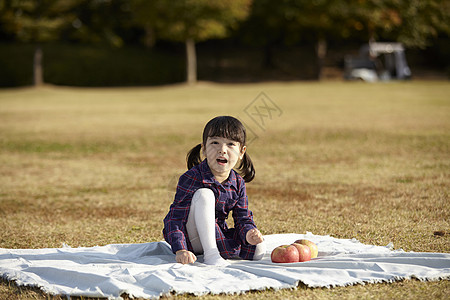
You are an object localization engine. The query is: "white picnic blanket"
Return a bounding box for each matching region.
[1,233,449,299]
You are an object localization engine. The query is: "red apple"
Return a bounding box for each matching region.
[271,244,299,263]
[291,243,311,262]
[294,239,318,258]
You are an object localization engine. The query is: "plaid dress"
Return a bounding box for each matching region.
[163,160,259,260]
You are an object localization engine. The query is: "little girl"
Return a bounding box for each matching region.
[163,116,266,266]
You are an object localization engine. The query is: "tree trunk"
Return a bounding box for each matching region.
[316,37,327,81]
[33,45,43,86]
[144,24,155,48]
[263,43,275,70]
[185,38,197,85]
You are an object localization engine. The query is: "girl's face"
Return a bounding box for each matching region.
[203,136,246,182]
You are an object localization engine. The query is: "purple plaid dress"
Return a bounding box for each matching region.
[163,160,259,260]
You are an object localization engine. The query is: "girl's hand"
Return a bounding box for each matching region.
[176,250,197,264]
[246,228,264,245]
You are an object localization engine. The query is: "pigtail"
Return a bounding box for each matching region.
[237,152,255,183]
[186,143,202,170]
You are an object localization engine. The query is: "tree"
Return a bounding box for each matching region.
[243,0,347,80]
[128,0,163,49]
[390,0,449,48]
[288,0,344,80]
[131,0,252,84]
[0,0,133,86]
[240,0,297,70]
[67,0,132,47]
[243,0,450,80]
[0,0,81,86]
[335,0,449,48]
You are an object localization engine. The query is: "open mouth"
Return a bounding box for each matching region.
[216,158,228,165]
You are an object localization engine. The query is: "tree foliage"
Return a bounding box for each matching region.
[332,0,450,48]
[0,0,448,85]
[156,0,250,42]
[68,0,132,47]
[0,0,79,43]
[1,0,447,48]
[393,0,450,48]
[243,0,449,47]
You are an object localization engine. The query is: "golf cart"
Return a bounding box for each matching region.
[344,42,411,82]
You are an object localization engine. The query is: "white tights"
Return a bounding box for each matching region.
[186,188,266,265]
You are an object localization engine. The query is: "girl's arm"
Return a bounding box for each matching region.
[163,172,201,253]
[232,180,258,244]
[163,204,189,253]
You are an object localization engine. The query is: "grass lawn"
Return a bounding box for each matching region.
[0,81,449,299]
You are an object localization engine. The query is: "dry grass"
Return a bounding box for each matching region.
[0,81,449,299]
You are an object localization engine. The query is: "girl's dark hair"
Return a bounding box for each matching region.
[187,116,255,182]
